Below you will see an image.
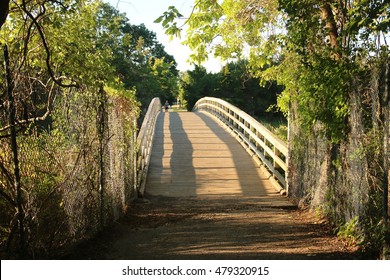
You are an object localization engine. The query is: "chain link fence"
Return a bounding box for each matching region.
[0,88,139,258]
[288,57,389,256]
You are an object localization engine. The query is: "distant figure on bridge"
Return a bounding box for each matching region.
[164,101,169,112]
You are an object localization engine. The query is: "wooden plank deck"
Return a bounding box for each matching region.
[145,111,279,198]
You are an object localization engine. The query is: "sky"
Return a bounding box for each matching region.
[104,0,224,73]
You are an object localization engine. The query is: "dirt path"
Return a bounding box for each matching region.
[65,194,362,260]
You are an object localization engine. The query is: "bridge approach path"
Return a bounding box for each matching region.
[67,111,360,259]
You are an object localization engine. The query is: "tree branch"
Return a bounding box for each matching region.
[0,161,14,188]
[0,79,55,133]
[20,0,78,88]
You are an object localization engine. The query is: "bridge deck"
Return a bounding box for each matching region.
[145,112,278,197]
[90,111,357,260]
[89,111,354,260]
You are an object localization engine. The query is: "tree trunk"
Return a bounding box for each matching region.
[320,2,340,59]
[97,87,107,229]
[382,58,389,224]
[0,0,10,30]
[3,44,26,257]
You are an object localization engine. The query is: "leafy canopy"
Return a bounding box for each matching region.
[157,0,389,142]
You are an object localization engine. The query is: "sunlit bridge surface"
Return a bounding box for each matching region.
[145,112,277,197]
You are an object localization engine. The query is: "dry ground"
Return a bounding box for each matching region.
[62,194,363,260]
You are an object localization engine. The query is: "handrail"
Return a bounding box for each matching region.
[135,97,161,197]
[193,97,288,194]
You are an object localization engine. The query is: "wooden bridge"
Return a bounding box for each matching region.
[137,97,289,201]
[97,97,358,259]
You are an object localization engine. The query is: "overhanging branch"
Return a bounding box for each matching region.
[20,0,78,88]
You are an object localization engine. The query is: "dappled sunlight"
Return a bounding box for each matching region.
[106,197,352,260]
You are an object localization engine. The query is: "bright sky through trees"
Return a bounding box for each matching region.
[105,0,224,72]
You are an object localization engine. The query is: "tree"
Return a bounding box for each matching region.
[157,0,390,256]
[158,0,389,138]
[0,0,137,257]
[179,65,219,110]
[1,0,81,257]
[0,0,10,30]
[1,0,179,257]
[179,60,284,122]
[96,3,179,109]
[216,61,283,121]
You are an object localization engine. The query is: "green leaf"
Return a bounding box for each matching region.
[154,16,163,23]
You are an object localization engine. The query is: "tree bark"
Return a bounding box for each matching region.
[3,44,26,257]
[382,58,389,224]
[0,0,10,30]
[97,87,107,229]
[320,2,340,59]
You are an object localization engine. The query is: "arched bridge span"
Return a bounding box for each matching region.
[136,97,288,199]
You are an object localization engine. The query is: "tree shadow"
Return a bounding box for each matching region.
[145,112,197,196]
[195,112,276,197]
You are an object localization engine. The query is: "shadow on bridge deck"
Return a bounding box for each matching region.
[145,112,277,198]
[60,113,362,260]
[61,111,361,260]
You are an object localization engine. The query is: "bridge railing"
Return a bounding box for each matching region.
[136,97,161,196]
[193,97,288,194]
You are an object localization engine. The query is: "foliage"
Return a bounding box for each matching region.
[0,0,172,258]
[97,3,179,109]
[179,65,219,110]
[337,217,363,245]
[154,6,183,39]
[158,0,389,141]
[179,61,285,126]
[157,0,390,256]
